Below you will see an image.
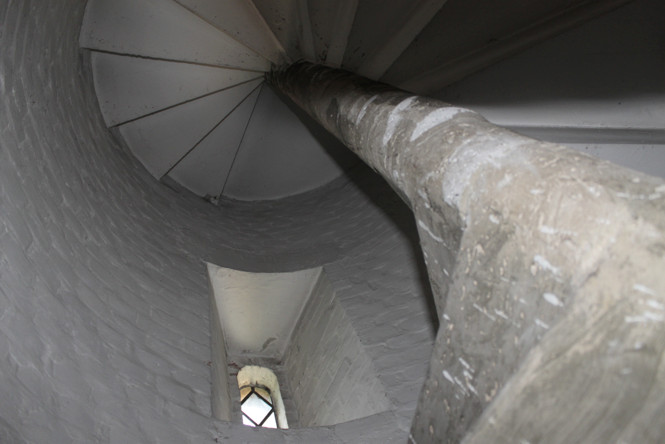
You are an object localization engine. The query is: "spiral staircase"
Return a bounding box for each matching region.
[79,0,637,201]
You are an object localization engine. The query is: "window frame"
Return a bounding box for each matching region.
[237,365,288,429]
[240,385,277,427]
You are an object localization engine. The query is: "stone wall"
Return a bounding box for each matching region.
[208,277,233,423]
[0,1,435,442]
[283,271,391,427]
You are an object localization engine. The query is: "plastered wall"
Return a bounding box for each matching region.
[0,1,435,443]
[283,271,391,427]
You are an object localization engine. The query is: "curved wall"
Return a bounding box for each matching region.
[0,1,435,443]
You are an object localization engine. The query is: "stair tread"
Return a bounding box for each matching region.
[252,0,304,62]
[91,52,262,127]
[308,0,358,66]
[342,0,446,77]
[168,86,262,198]
[223,85,357,200]
[80,0,269,71]
[175,0,286,64]
[118,79,262,179]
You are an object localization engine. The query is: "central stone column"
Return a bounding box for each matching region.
[268,62,665,444]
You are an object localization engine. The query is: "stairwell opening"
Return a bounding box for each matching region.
[206,263,392,428]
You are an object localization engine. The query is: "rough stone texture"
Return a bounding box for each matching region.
[283,271,391,427]
[269,62,665,443]
[0,2,435,443]
[208,279,232,422]
[324,208,439,433]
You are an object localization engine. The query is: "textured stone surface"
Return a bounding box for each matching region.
[270,62,665,443]
[283,271,392,427]
[0,2,435,442]
[209,280,232,422]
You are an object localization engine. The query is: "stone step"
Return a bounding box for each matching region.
[167,86,262,198]
[91,52,262,127]
[174,0,288,65]
[80,0,269,71]
[117,79,262,179]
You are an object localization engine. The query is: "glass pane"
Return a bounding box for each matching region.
[242,415,256,427]
[242,392,272,425]
[262,412,277,428]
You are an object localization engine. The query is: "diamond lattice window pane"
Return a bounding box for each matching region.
[262,413,277,428]
[241,386,275,427]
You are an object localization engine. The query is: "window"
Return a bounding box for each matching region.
[237,365,288,429]
[240,385,277,428]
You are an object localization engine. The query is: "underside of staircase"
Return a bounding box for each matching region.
[79,0,641,201]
